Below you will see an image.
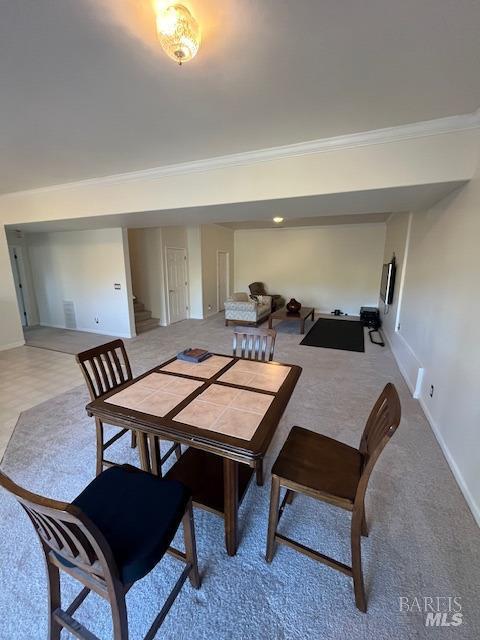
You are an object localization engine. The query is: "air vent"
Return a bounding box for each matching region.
[63,300,77,329]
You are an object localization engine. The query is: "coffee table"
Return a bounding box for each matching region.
[268,306,315,334]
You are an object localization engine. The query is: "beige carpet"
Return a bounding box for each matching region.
[0,314,478,639]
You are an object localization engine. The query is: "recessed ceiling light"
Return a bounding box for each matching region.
[273,217,284,223]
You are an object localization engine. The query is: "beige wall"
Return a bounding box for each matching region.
[0,130,476,225]
[234,224,386,315]
[186,226,203,319]
[0,228,24,350]
[383,138,480,524]
[128,228,165,324]
[1,127,477,349]
[201,225,234,317]
[381,213,411,336]
[26,228,134,337]
[128,226,188,326]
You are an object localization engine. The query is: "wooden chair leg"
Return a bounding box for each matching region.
[130,430,137,449]
[351,510,367,613]
[255,459,264,486]
[266,475,280,563]
[46,559,62,640]
[183,500,201,588]
[110,586,129,640]
[285,489,295,505]
[174,444,182,461]
[95,418,104,477]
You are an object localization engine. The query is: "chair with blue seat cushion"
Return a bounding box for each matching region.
[0,464,201,640]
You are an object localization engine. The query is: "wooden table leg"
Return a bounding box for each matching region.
[300,319,305,334]
[148,434,162,477]
[223,458,239,556]
[268,316,273,329]
[137,432,151,473]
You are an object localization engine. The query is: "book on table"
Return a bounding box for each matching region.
[177,348,211,363]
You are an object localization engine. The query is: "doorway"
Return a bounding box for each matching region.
[166,247,189,323]
[8,246,28,327]
[217,251,229,312]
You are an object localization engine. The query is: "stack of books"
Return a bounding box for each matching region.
[177,348,211,363]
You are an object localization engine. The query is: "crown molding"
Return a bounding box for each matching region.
[3,109,480,198]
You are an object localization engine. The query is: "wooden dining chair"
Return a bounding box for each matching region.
[266,383,401,612]
[76,340,180,475]
[0,464,201,640]
[232,326,277,486]
[232,326,277,362]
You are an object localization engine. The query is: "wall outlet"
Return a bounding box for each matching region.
[429,385,434,398]
[94,317,99,324]
[208,304,212,310]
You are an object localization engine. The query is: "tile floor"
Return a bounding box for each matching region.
[0,345,84,460]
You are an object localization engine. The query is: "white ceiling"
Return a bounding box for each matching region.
[1,0,480,195]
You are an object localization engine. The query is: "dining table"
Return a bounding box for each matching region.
[86,352,302,556]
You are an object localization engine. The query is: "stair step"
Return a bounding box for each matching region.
[133,300,145,312]
[134,309,152,322]
[136,317,160,334]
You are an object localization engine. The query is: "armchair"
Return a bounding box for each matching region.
[249,282,285,311]
[224,292,271,326]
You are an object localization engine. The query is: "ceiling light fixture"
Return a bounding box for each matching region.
[273,217,284,223]
[155,3,201,65]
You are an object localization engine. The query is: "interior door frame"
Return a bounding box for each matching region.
[165,246,189,325]
[9,245,29,327]
[216,250,230,313]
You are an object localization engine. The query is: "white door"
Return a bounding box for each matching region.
[217,251,229,311]
[166,247,188,323]
[9,246,28,327]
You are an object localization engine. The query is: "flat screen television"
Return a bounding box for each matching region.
[380,258,396,305]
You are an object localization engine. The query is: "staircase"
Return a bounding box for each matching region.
[133,298,159,334]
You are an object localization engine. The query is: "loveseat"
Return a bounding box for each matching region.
[224,292,272,326]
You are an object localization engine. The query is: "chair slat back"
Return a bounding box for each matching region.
[359,383,401,461]
[232,326,277,362]
[76,339,133,400]
[356,383,401,505]
[0,471,115,580]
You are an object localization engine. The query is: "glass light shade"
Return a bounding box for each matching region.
[156,4,200,64]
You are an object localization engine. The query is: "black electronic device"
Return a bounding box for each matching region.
[360,306,385,347]
[360,306,380,329]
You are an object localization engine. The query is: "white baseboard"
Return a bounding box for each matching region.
[382,328,422,396]
[0,339,25,352]
[384,327,480,528]
[418,395,480,527]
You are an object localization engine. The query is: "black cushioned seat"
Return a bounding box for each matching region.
[72,465,190,585]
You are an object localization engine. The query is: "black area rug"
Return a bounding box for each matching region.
[300,317,365,352]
